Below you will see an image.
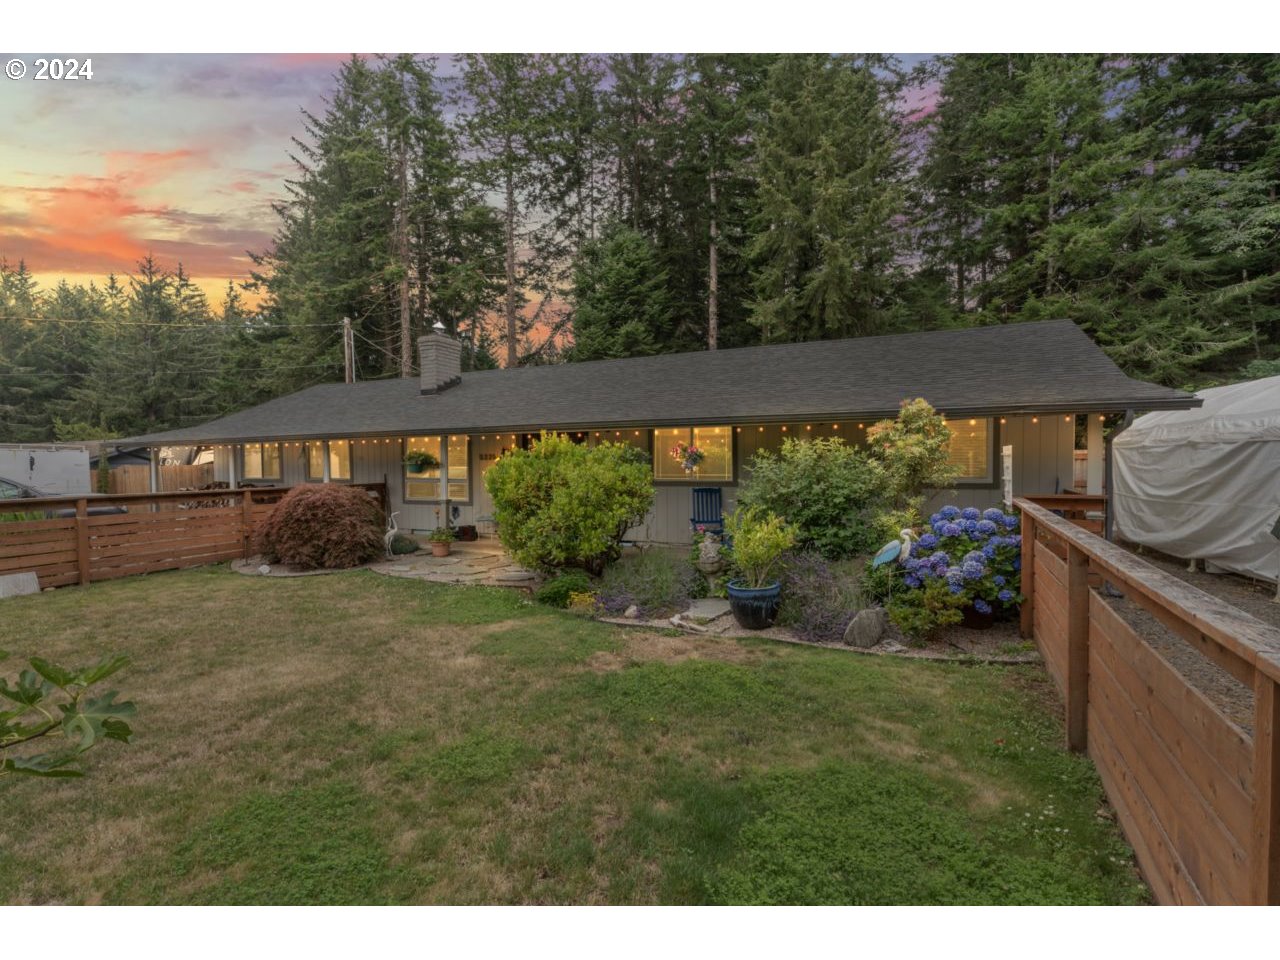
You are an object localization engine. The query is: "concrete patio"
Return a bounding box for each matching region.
[368,538,540,587]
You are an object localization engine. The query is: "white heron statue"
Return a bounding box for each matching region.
[384,511,401,559]
[871,528,914,569]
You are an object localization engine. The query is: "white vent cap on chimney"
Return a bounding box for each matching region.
[433,320,447,334]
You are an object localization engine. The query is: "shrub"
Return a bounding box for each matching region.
[777,552,863,644]
[256,483,384,570]
[388,532,419,555]
[866,398,959,511]
[881,505,1024,638]
[535,570,594,609]
[597,548,703,617]
[724,507,797,589]
[737,437,884,560]
[484,432,654,575]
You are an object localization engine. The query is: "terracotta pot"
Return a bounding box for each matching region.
[430,542,451,557]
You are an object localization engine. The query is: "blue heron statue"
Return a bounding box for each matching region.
[871,528,915,569]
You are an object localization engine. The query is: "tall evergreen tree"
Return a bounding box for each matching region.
[568,224,676,361]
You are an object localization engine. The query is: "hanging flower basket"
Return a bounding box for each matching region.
[670,440,705,473]
[403,450,440,472]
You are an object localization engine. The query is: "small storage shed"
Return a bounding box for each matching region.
[1112,375,1280,583]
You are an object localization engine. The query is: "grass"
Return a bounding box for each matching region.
[0,565,1148,905]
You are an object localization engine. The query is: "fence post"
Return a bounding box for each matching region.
[1065,543,1090,752]
[241,489,254,559]
[1253,670,1280,904]
[1020,510,1036,639]
[75,497,90,587]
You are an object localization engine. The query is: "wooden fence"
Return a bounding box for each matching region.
[108,463,215,494]
[1024,492,1106,536]
[0,483,387,590]
[1017,497,1280,905]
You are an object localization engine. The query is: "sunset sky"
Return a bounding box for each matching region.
[0,53,936,309]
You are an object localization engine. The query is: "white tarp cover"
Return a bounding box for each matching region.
[1112,375,1280,583]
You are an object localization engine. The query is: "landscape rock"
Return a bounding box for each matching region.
[684,597,731,623]
[624,605,640,619]
[0,572,40,599]
[844,606,887,648]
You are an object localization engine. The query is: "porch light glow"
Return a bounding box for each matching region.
[1099,415,1106,421]
[969,419,976,426]
[857,423,864,429]
[1000,418,1006,424]
[1064,416,1071,422]
[1032,417,1039,424]
[781,426,787,432]
[805,424,811,431]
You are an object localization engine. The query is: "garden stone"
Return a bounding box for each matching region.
[685,597,731,624]
[844,607,887,648]
[624,605,640,619]
[0,572,39,599]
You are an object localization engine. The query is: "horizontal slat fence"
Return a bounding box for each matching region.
[1017,498,1280,905]
[108,462,216,494]
[0,483,385,590]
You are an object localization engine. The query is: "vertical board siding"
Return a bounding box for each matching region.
[1033,539,1069,695]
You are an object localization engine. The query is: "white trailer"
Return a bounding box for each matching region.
[0,443,91,495]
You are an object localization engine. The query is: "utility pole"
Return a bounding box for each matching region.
[342,317,354,384]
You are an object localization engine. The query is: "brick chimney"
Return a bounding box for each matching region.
[418,322,461,394]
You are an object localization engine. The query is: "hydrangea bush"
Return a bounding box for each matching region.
[886,505,1024,638]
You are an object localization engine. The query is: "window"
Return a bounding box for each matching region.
[944,418,991,481]
[306,440,352,481]
[653,426,733,482]
[0,479,27,499]
[242,442,281,481]
[404,435,470,502]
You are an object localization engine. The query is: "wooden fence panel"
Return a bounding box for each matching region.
[109,463,215,494]
[0,517,79,588]
[1017,497,1280,905]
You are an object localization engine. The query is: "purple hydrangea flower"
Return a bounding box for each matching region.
[940,506,961,520]
[929,551,949,566]
[1013,557,1022,571]
[941,522,963,538]
[917,533,938,549]
[1002,514,1019,530]
[961,507,981,521]
[929,513,942,526]
[961,560,985,580]
[1008,534,1022,547]
[982,508,1004,522]
[963,519,979,534]
[904,574,922,588]
[948,582,964,595]
[977,519,997,535]
[945,568,965,586]
[997,589,1014,603]
[993,575,1006,587]
[973,598,992,614]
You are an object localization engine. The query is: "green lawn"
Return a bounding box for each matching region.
[0,567,1147,904]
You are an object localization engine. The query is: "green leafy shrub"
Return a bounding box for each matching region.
[1,650,135,778]
[725,507,797,588]
[597,548,703,617]
[535,570,594,608]
[484,432,654,575]
[738,436,885,559]
[388,532,418,555]
[866,398,959,511]
[887,577,966,639]
[256,483,384,570]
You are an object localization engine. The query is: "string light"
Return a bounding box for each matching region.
[805,424,811,431]
[1032,417,1039,424]
[857,423,864,429]
[781,425,788,432]
[1064,416,1071,422]
[1000,418,1007,424]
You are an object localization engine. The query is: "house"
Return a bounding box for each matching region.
[114,320,1199,543]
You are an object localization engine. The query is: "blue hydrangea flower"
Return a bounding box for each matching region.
[973,598,992,614]
[982,543,998,559]
[904,574,922,588]
[993,575,1006,587]
[929,551,949,566]
[963,550,983,564]
[961,560,985,580]
[977,519,997,535]
[932,520,949,536]
[940,505,961,520]
[987,536,1006,549]
[941,522,963,538]
[961,507,981,521]
[948,582,964,595]
[982,508,1004,522]
[1008,534,1022,547]
[997,589,1014,603]
[929,513,942,526]
[1002,514,1019,530]
[917,533,938,549]
[1013,557,1022,571]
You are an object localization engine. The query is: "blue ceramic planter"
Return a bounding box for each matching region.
[726,580,782,630]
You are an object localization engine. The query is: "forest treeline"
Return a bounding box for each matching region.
[2,53,1277,443]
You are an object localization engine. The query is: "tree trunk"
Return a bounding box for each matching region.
[396,137,412,378]
[504,162,518,368]
[708,168,719,351]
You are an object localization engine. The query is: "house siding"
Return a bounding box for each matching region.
[212,412,1077,545]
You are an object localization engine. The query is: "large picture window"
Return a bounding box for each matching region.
[306,440,352,481]
[944,418,991,481]
[404,435,470,502]
[242,442,281,481]
[653,426,733,482]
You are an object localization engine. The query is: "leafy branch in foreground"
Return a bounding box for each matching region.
[0,650,136,779]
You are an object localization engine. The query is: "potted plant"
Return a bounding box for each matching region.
[403,450,440,473]
[670,439,705,473]
[723,507,796,629]
[427,526,455,557]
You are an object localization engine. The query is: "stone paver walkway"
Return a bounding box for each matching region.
[368,540,540,587]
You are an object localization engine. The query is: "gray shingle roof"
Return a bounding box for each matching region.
[119,320,1198,444]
